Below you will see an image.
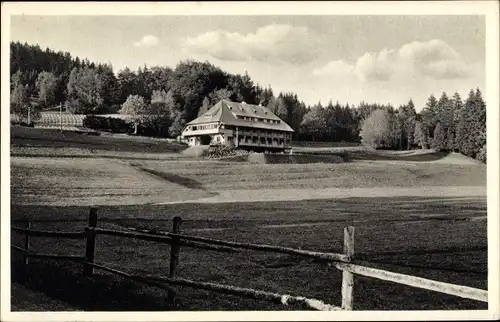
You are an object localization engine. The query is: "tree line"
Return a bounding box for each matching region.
[359,90,486,163]
[9,41,487,162]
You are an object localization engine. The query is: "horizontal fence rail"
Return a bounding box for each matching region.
[12,226,85,239]
[145,274,342,311]
[127,227,350,263]
[332,262,488,303]
[88,262,176,293]
[11,246,85,262]
[11,208,489,311]
[87,261,341,311]
[92,227,174,245]
[93,227,240,253]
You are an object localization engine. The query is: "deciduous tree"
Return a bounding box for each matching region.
[300,105,327,141]
[119,94,148,134]
[35,71,58,108]
[65,67,105,114]
[11,84,32,120]
[360,108,393,148]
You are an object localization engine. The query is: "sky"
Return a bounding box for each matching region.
[10,15,485,111]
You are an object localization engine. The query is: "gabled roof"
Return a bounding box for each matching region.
[186,100,294,132]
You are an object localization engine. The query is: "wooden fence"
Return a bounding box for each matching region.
[11,207,488,310]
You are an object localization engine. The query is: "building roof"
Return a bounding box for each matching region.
[185,100,294,132]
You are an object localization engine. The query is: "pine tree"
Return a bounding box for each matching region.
[413,121,428,149]
[148,89,172,136]
[473,88,487,158]
[399,99,417,149]
[451,92,463,151]
[446,127,455,152]
[431,122,446,151]
[420,94,438,138]
[456,89,486,158]
[436,91,454,131]
[197,96,211,117]
[455,90,473,155]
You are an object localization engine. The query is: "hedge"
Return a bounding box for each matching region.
[83,115,132,133]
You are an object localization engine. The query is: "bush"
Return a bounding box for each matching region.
[202,145,243,159]
[476,144,486,163]
[83,115,132,133]
[10,120,34,127]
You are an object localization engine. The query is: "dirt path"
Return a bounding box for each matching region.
[157,186,486,205]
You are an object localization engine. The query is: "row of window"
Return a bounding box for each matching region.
[236,115,280,124]
[186,123,218,131]
[237,132,291,138]
[237,137,288,145]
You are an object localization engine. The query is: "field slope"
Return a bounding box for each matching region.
[10,127,488,311]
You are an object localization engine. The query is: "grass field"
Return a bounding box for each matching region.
[9,127,488,311]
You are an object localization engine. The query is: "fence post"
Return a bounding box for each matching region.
[23,220,31,282]
[167,216,182,304]
[341,226,355,310]
[83,207,98,277]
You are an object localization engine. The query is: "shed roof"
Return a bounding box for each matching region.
[186,100,294,132]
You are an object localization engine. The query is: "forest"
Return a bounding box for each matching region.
[10,41,487,162]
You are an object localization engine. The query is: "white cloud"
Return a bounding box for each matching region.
[133,35,160,47]
[183,24,322,64]
[312,60,354,76]
[355,49,397,82]
[398,39,470,79]
[313,39,471,82]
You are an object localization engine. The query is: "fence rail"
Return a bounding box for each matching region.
[12,226,86,239]
[333,262,488,302]
[126,227,350,262]
[11,207,488,310]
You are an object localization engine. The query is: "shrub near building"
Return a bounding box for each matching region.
[83,115,132,133]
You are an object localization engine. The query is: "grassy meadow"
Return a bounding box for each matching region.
[10,127,488,311]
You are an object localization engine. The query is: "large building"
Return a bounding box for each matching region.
[181,100,294,152]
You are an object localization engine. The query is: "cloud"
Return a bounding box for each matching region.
[355,49,397,82]
[183,24,322,64]
[398,39,470,79]
[133,35,160,47]
[312,60,354,76]
[313,39,471,82]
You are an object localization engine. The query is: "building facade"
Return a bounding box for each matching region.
[181,100,294,152]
